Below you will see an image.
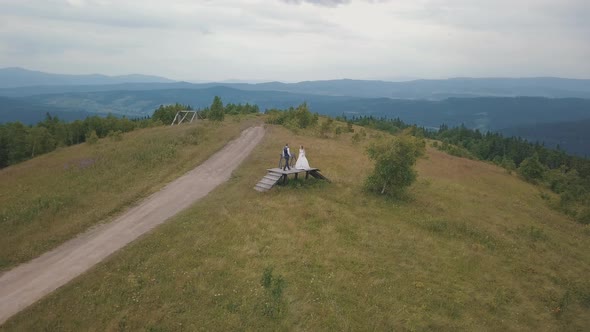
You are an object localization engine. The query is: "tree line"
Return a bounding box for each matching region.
[0,96,260,169]
[0,113,154,168]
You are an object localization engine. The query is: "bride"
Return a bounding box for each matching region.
[295,145,311,170]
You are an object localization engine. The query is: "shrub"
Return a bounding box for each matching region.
[107,130,123,141]
[86,130,99,145]
[365,135,425,197]
[518,154,546,182]
[501,157,516,173]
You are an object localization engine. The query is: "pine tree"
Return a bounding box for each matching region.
[209,96,225,122]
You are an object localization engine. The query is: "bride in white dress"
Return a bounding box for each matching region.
[295,145,311,170]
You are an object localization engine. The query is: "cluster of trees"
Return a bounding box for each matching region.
[0,114,152,168]
[152,97,260,124]
[0,96,261,169]
[265,103,319,129]
[337,115,411,135]
[152,103,194,124]
[199,96,260,121]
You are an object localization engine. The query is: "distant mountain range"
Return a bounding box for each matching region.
[0,67,174,88]
[7,85,590,130]
[0,68,589,156]
[2,68,590,99]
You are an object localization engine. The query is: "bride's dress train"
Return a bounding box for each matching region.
[295,149,311,170]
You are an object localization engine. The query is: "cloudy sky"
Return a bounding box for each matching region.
[0,0,589,81]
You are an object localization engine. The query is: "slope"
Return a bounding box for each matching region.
[2,122,590,331]
[0,125,264,324]
[0,116,261,271]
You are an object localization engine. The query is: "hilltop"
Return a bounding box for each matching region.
[1,115,589,330]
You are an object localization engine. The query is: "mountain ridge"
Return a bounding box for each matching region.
[2,68,590,99]
[0,67,175,88]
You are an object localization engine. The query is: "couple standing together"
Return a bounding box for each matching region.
[283,143,311,171]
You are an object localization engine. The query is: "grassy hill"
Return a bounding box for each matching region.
[2,118,590,330]
[0,117,260,270]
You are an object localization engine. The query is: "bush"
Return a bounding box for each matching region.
[107,130,123,141]
[501,157,516,173]
[86,130,99,145]
[518,154,546,182]
[365,135,425,197]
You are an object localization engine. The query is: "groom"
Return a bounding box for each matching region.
[283,143,291,171]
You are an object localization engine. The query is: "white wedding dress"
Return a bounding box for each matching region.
[295,148,311,170]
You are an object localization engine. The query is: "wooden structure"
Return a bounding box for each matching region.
[170,110,197,126]
[254,168,330,192]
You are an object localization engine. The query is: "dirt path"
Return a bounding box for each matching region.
[0,125,265,325]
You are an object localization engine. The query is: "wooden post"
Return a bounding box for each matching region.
[295,173,298,180]
[305,171,309,179]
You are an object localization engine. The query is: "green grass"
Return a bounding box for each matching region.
[2,121,590,331]
[0,116,260,270]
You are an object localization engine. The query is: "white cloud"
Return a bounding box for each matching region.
[0,0,588,80]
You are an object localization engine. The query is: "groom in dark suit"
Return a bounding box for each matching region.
[283,143,291,171]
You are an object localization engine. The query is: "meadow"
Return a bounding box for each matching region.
[2,119,590,330]
[0,116,260,270]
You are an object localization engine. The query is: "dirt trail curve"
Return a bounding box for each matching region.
[0,125,265,325]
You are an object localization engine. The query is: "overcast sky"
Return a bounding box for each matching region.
[1,0,589,81]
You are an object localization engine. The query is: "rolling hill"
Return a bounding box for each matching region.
[1,117,589,330]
